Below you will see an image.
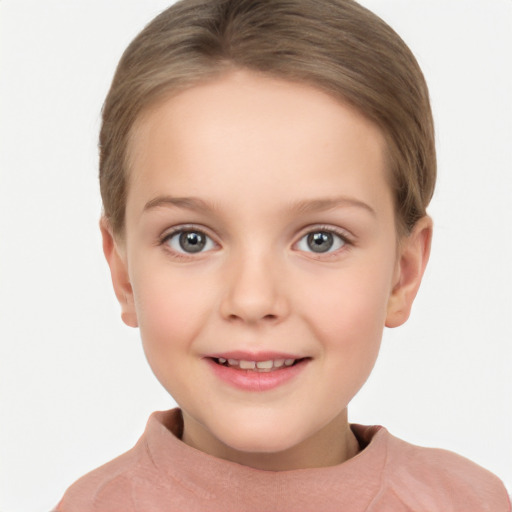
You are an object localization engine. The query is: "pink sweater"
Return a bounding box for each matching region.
[56,409,510,511]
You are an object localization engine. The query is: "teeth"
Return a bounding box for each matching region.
[216,357,299,371]
[256,360,273,369]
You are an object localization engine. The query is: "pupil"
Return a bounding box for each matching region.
[307,232,333,253]
[179,231,206,253]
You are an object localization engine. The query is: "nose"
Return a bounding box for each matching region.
[219,249,290,324]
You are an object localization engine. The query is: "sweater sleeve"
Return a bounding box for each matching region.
[54,472,137,512]
[370,434,511,512]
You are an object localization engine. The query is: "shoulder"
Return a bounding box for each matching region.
[54,439,145,512]
[54,409,184,511]
[380,430,511,511]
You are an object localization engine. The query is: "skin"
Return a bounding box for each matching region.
[101,70,432,471]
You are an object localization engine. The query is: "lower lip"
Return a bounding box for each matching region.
[205,358,309,392]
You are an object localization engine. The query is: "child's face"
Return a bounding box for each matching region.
[104,71,429,467]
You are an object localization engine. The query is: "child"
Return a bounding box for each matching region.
[55,0,510,510]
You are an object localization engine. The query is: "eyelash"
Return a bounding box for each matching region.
[296,225,353,259]
[159,224,353,260]
[159,224,218,261]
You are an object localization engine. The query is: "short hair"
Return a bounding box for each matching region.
[100,0,436,237]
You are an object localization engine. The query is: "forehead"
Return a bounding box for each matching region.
[126,71,391,219]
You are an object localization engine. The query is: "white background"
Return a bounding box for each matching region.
[1,1,511,510]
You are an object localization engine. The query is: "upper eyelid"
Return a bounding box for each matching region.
[296,224,354,241]
[160,224,217,242]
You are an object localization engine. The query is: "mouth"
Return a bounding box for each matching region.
[210,357,307,372]
[205,353,311,391]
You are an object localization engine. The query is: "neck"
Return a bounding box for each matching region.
[182,410,360,471]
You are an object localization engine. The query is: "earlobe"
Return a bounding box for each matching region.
[99,217,138,328]
[385,216,433,328]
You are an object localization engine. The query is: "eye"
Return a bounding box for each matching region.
[296,229,347,254]
[163,229,216,254]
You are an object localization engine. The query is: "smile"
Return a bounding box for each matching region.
[205,353,311,392]
[213,357,300,372]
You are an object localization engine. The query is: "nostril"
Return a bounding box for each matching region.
[226,313,278,322]
[220,290,289,323]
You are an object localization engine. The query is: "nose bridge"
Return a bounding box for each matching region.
[220,241,288,323]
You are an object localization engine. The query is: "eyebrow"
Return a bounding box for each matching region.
[144,196,216,213]
[291,197,376,216]
[143,195,376,216]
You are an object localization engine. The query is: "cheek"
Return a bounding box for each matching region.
[130,265,218,398]
[300,258,394,353]
[131,264,215,354]
[300,264,393,404]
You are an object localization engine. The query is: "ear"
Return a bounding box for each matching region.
[99,217,138,328]
[385,216,433,328]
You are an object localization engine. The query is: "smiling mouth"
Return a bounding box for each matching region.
[211,357,308,372]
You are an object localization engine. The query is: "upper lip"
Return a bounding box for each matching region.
[205,351,307,362]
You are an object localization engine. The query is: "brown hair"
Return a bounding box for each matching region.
[100,0,436,236]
